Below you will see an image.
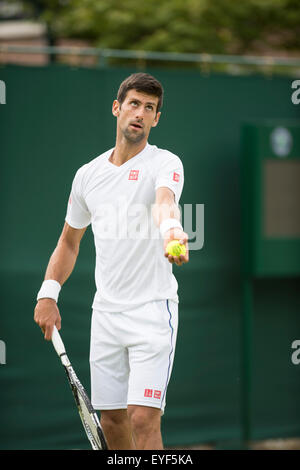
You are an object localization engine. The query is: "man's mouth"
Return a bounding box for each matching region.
[130,123,143,129]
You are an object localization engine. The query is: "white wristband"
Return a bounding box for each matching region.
[159,218,183,238]
[37,280,61,303]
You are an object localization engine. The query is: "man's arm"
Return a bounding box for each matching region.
[34,222,87,340]
[152,187,189,266]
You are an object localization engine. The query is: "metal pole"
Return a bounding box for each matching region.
[241,277,254,447]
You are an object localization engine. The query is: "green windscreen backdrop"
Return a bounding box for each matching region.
[0,64,299,449]
[241,120,300,277]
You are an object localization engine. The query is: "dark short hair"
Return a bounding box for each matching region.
[117,73,164,114]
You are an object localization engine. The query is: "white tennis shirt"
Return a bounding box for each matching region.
[65,142,184,312]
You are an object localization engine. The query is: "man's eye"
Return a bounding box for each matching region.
[131,101,138,106]
[146,106,153,111]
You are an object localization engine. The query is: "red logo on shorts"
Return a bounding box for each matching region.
[154,390,161,399]
[129,170,139,180]
[144,389,153,398]
[173,172,180,182]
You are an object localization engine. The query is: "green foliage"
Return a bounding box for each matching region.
[21,0,300,54]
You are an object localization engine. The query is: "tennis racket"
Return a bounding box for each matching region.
[51,326,108,450]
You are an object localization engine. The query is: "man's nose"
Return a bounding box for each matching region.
[135,109,144,121]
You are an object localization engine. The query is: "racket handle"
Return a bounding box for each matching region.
[52,325,66,357]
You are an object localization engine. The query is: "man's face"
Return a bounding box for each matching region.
[112,89,161,144]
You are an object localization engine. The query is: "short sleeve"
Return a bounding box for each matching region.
[65,167,91,229]
[155,152,184,205]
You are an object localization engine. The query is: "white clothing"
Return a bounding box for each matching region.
[89,299,178,413]
[65,142,184,313]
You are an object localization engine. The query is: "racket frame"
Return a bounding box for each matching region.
[51,326,107,450]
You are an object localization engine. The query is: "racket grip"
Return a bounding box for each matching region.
[52,326,66,357]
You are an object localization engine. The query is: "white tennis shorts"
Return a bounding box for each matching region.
[89,299,178,414]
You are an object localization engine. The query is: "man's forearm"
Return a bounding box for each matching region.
[152,202,181,227]
[35,238,80,340]
[44,240,79,287]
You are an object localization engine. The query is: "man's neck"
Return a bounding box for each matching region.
[109,137,148,167]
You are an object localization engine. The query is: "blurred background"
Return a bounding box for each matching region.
[0,0,300,450]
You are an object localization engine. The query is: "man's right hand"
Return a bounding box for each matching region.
[34,298,61,341]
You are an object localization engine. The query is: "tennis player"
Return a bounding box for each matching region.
[34,73,189,450]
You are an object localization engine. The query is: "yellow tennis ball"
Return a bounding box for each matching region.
[166,240,186,257]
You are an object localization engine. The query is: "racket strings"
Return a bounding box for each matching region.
[77,389,104,449]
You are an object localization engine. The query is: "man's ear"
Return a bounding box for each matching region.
[152,111,161,128]
[112,100,120,117]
